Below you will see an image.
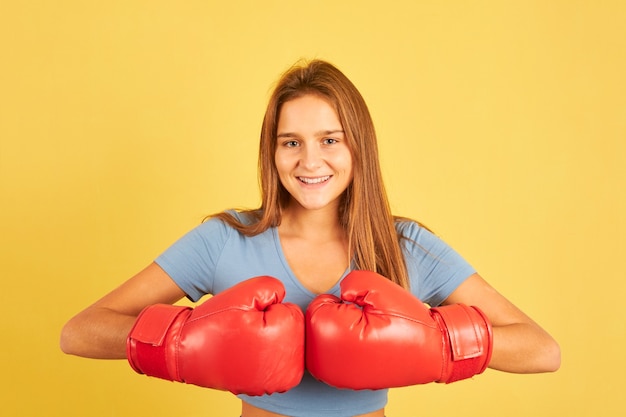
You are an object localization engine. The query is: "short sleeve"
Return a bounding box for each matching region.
[396,221,476,306]
[155,217,231,302]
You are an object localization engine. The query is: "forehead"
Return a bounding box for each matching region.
[277,95,342,132]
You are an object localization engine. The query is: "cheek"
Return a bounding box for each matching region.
[274,152,290,178]
[339,151,354,176]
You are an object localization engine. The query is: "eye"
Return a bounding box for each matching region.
[283,140,299,148]
[323,138,338,145]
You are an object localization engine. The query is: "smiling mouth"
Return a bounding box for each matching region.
[297,175,331,184]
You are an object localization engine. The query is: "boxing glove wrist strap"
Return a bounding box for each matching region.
[430,304,493,383]
[126,304,192,381]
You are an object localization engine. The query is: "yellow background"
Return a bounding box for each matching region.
[1,1,624,416]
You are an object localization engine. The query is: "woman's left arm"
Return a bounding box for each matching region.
[442,273,561,373]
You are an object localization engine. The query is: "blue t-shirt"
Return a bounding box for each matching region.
[155,211,475,417]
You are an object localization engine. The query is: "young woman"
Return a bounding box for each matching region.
[60,60,560,417]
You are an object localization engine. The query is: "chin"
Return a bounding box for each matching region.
[297,199,341,212]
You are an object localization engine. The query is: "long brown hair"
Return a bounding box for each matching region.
[211,59,410,289]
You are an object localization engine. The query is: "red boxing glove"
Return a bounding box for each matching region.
[306,270,492,389]
[127,276,305,396]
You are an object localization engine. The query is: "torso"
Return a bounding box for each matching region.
[278,229,349,294]
[242,401,385,417]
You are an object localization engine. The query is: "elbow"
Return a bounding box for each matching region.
[59,319,80,356]
[59,321,73,355]
[529,334,561,373]
[543,338,561,372]
[489,324,562,374]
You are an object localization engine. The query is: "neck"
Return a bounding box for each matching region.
[280,203,344,240]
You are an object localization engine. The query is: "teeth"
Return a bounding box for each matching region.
[298,176,330,184]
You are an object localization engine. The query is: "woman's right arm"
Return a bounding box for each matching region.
[60,262,187,359]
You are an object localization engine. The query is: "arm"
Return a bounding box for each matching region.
[60,262,187,359]
[61,264,306,394]
[442,273,561,373]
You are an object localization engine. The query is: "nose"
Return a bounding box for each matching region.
[300,143,322,170]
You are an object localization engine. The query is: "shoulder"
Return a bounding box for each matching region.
[175,210,249,248]
[394,218,463,262]
[208,209,262,227]
[394,218,433,242]
[224,209,261,226]
[200,209,259,231]
[394,218,476,304]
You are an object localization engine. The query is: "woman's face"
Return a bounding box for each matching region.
[275,94,353,213]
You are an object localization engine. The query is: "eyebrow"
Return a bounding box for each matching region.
[276,129,345,139]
